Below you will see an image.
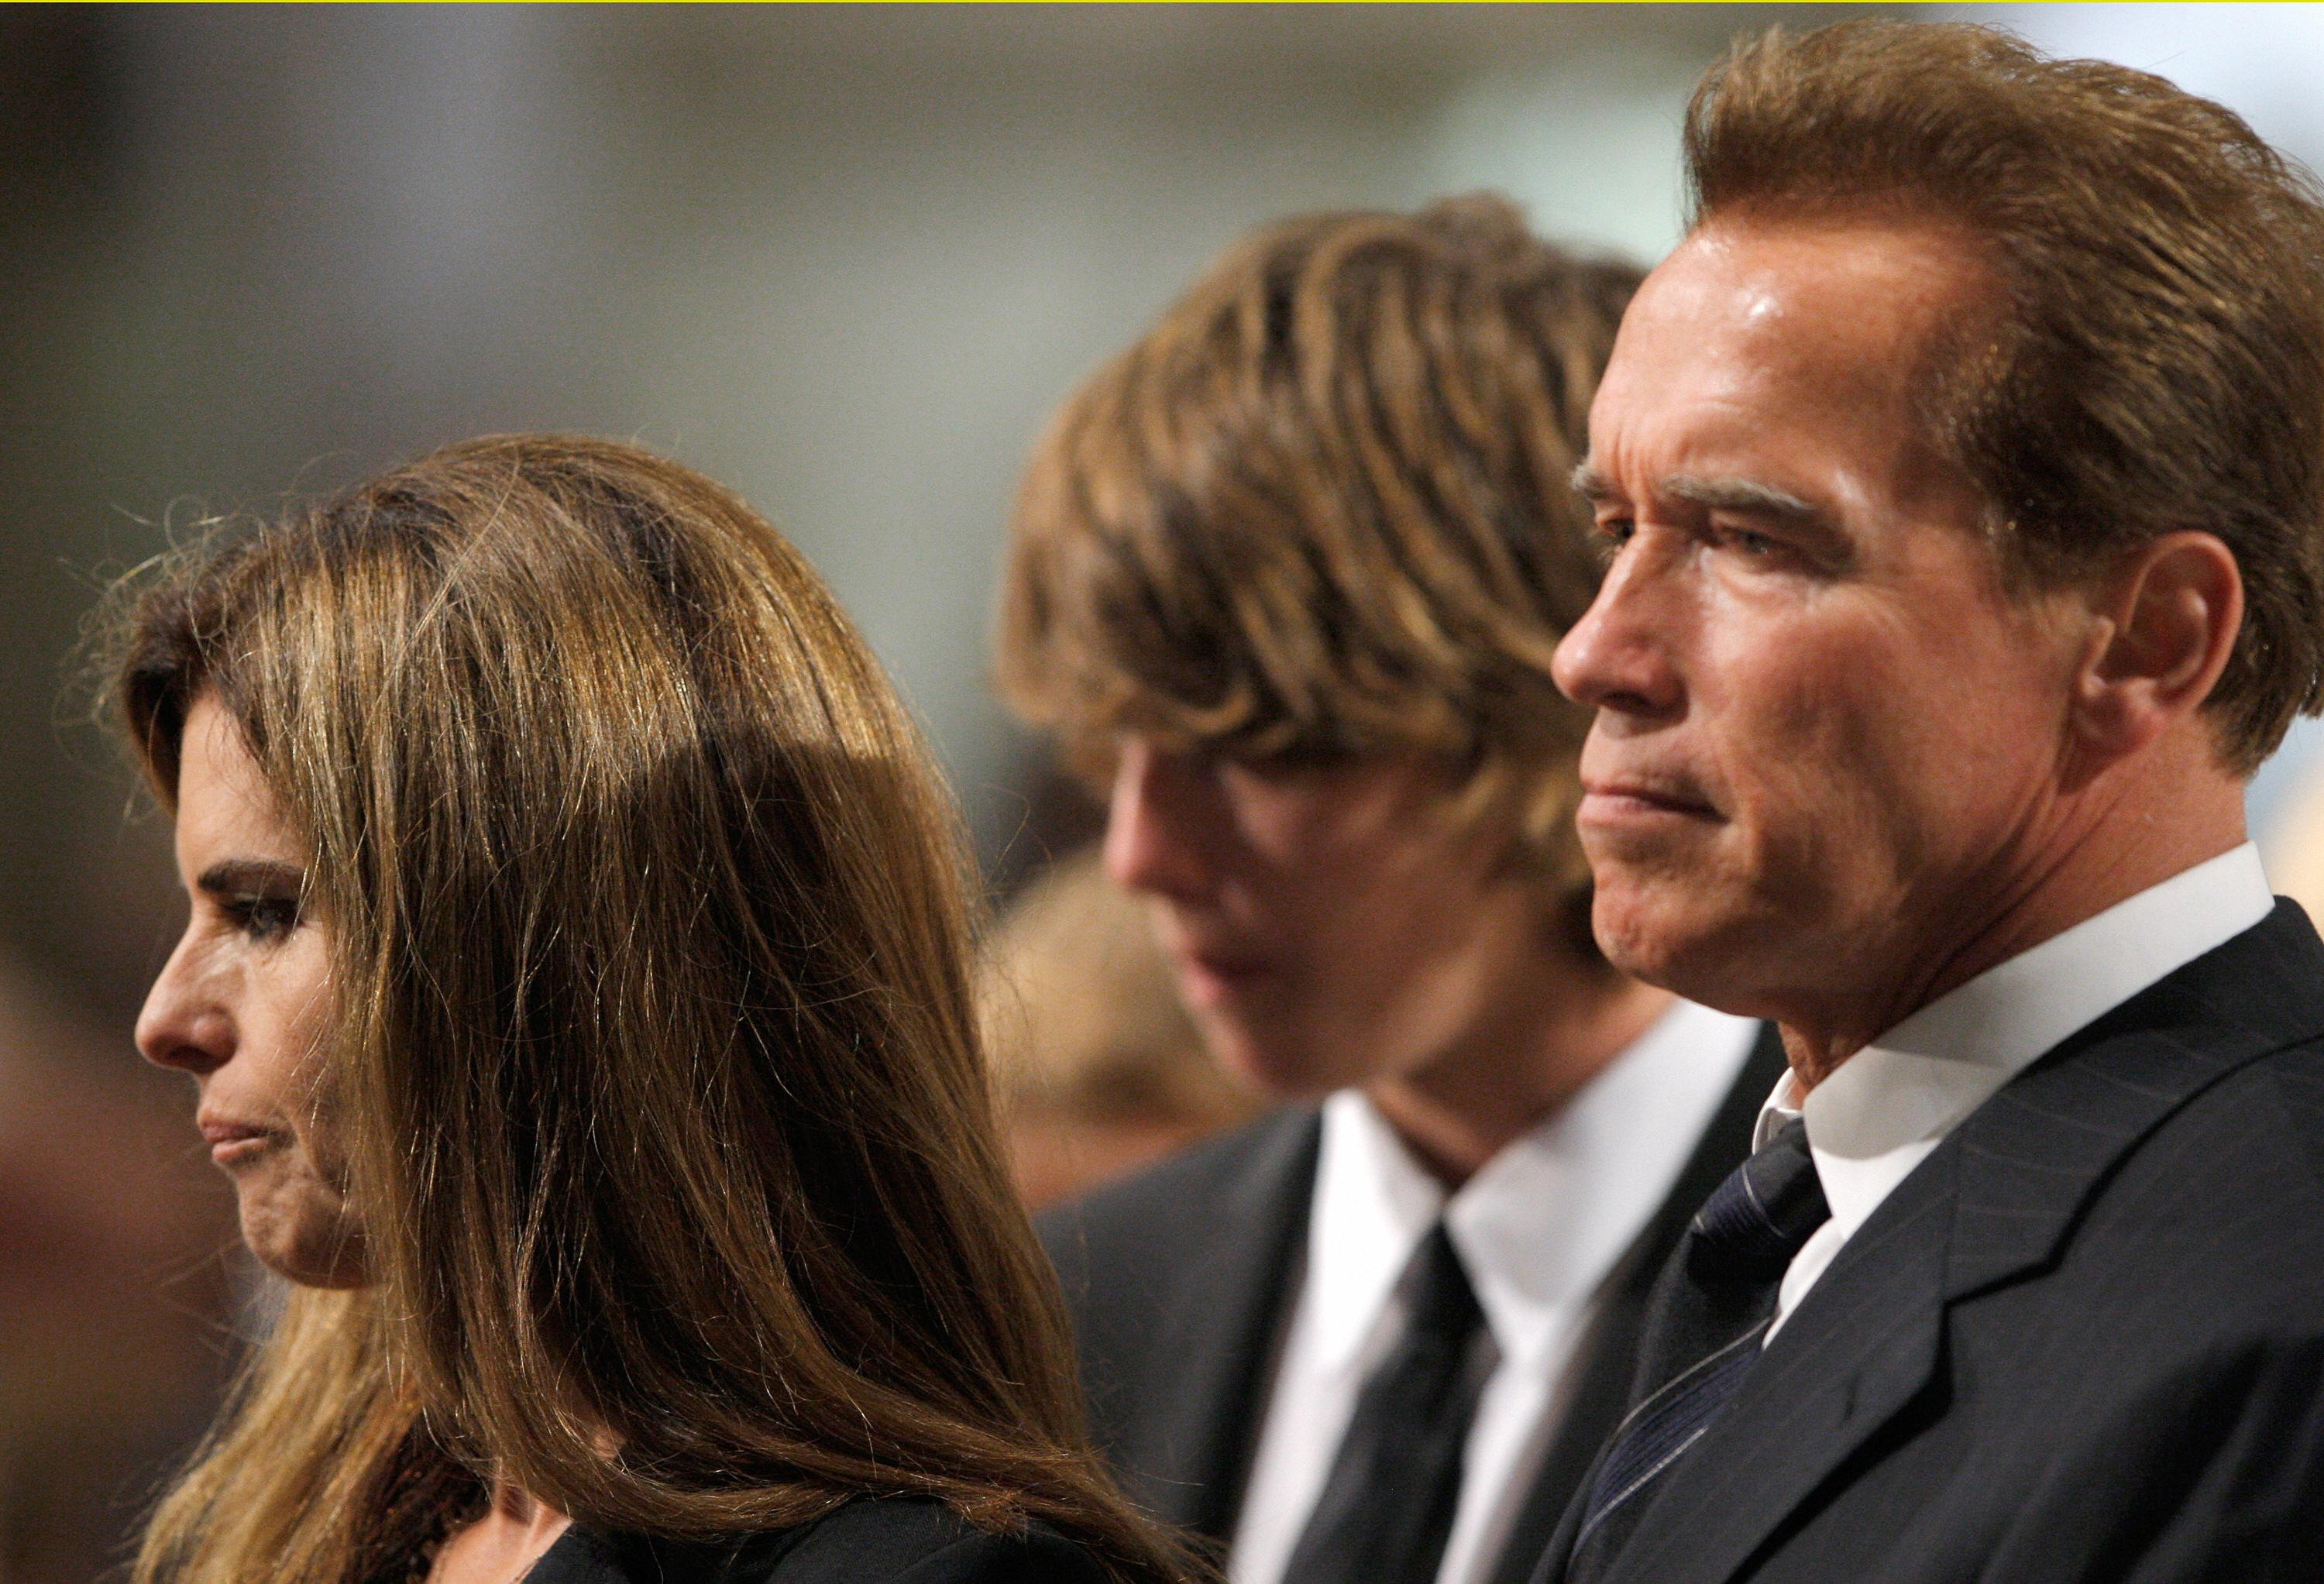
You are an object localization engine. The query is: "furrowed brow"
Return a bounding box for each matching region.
[1662,474,1825,526]
[1570,462,1620,503]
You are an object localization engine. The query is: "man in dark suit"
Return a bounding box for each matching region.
[994,197,1787,1584]
[1535,21,2324,1582]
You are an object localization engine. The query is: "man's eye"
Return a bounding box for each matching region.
[224,896,301,943]
[1593,517,1636,564]
[1717,524,1782,558]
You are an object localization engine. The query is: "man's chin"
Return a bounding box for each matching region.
[1590,883,1754,1008]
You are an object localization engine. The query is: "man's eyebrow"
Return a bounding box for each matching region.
[1570,462,1618,502]
[1662,474,1825,525]
[1570,465,1834,542]
[196,858,304,898]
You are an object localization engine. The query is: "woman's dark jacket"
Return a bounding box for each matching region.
[524,1498,1109,1584]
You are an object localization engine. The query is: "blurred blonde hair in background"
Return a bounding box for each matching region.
[979,851,1265,1210]
[2264,764,2324,927]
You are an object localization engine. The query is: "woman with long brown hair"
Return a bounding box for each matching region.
[112,436,1185,1584]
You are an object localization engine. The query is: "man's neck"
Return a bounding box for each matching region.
[1783,769,2247,1091]
[1365,969,1676,1188]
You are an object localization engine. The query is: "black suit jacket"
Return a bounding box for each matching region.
[1534,900,2324,1584]
[1040,1025,1789,1584]
[524,1498,1107,1584]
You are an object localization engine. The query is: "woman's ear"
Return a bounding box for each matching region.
[2068,531,2243,764]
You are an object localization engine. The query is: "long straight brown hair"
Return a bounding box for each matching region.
[110,436,1184,1583]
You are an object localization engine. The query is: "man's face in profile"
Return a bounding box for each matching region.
[1552,217,2090,1026]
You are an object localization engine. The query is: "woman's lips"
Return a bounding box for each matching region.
[197,1115,277,1166]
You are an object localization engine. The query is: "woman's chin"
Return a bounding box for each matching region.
[238,1196,370,1290]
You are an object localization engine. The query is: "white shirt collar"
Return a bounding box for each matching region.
[1755,842,2274,1246]
[1308,998,1760,1376]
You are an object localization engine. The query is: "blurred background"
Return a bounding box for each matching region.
[4,5,2323,1578]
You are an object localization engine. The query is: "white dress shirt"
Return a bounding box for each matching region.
[1757,842,2274,1340]
[1227,999,1761,1584]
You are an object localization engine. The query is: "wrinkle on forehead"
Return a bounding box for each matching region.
[1590,215,1996,527]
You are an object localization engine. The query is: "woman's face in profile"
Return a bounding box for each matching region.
[136,696,363,1288]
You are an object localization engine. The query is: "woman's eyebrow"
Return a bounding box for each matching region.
[197,858,304,898]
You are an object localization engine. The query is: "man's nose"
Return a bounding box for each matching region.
[135,935,233,1077]
[1552,546,1686,721]
[1102,737,1226,905]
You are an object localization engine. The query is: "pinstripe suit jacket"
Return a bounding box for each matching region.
[1531,899,2324,1584]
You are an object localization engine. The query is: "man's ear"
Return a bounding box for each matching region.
[2068,531,2243,765]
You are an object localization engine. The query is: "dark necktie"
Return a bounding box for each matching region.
[1282,1221,1493,1584]
[1562,1118,1830,1584]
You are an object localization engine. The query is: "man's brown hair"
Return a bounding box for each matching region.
[1684,20,2324,771]
[996,194,1642,886]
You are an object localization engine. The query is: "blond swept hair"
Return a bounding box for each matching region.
[110,437,1183,1584]
[995,195,1641,895]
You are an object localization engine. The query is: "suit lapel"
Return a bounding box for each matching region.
[1598,1155,1953,1584]
[1115,1109,1321,1541]
[1603,901,2324,1584]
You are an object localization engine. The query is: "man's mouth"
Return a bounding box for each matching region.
[1578,777,1722,822]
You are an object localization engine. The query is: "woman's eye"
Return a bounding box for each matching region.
[225,896,301,943]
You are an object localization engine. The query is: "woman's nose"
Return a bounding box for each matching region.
[135,936,234,1077]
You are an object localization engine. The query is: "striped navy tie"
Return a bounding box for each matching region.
[1562,1117,1830,1584]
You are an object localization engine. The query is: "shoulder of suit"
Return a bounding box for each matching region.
[2161,1036,2324,1194]
[1035,1105,1318,1279]
[2040,1036,2324,1316]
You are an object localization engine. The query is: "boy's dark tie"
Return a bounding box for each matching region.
[1283,1221,1493,1584]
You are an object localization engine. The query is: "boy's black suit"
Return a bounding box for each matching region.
[1039,1026,1789,1584]
[1530,901,2324,1584]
